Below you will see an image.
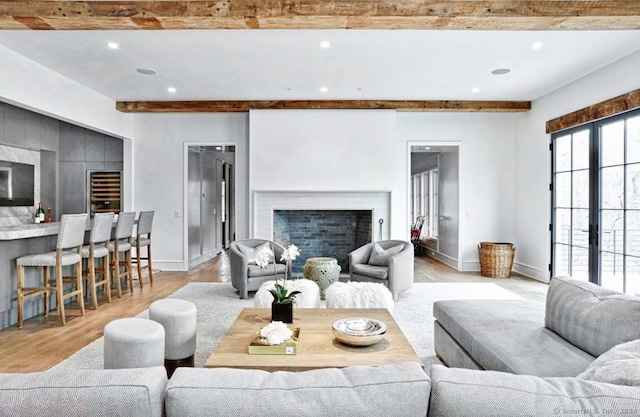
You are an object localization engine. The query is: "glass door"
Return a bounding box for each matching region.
[598,113,640,294]
[551,109,640,295]
[551,127,591,281]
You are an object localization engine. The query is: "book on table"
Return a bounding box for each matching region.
[248,328,300,355]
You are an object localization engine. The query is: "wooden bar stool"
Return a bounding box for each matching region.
[81,212,114,308]
[109,212,136,297]
[133,211,154,287]
[16,213,88,328]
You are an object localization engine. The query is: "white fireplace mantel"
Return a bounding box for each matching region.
[253,191,391,242]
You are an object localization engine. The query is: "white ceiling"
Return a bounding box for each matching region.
[0,29,639,102]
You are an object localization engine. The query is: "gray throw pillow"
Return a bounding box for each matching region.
[368,243,403,266]
[577,339,640,387]
[237,242,271,265]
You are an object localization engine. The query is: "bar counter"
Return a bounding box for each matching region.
[0,222,64,241]
[0,220,121,330]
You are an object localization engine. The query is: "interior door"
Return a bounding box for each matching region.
[187,149,202,261]
[200,152,218,254]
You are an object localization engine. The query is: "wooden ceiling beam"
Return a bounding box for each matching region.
[116,100,532,113]
[546,89,640,133]
[0,1,639,30]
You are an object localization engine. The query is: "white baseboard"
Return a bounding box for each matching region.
[461,260,480,272]
[460,260,548,283]
[427,251,458,270]
[512,262,548,283]
[154,260,187,272]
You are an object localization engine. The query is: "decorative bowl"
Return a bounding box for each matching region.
[332,318,387,347]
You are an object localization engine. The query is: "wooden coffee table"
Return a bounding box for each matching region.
[204,308,423,371]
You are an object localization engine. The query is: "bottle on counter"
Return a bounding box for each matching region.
[45,208,53,223]
[34,202,45,224]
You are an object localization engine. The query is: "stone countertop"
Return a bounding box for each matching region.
[0,219,131,241]
[0,222,62,240]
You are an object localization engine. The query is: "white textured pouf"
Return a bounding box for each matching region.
[254,279,321,308]
[325,281,394,313]
[149,299,198,376]
[103,318,165,370]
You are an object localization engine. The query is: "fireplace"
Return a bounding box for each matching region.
[274,210,372,273]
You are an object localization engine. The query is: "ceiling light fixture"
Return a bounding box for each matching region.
[136,68,156,75]
[491,68,511,75]
[472,87,480,93]
[320,40,331,49]
[167,87,177,93]
[424,146,431,150]
[532,41,544,49]
[320,86,328,93]
[107,42,119,49]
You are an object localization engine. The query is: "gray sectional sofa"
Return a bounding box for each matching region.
[1,276,639,416]
[434,276,640,377]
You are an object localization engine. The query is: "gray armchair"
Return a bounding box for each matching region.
[348,240,414,301]
[229,239,292,299]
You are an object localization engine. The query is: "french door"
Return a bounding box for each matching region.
[551,109,640,295]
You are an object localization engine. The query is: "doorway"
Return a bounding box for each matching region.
[408,142,460,270]
[186,145,235,269]
[551,108,640,295]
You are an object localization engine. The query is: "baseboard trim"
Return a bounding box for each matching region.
[154,260,187,272]
[512,262,548,283]
[428,251,458,270]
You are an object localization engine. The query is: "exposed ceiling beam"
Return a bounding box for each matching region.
[116,100,532,113]
[546,89,640,133]
[0,1,639,30]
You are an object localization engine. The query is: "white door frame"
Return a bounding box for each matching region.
[183,142,237,270]
[407,141,462,270]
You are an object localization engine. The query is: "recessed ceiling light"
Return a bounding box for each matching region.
[107,42,119,49]
[136,68,156,75]
[424,146,431,150]
[491,68,511,75]
[319,40,331,49]
[472,87,480,93]
[167,87,177,93]
[532,41,544,49]
[215,146,222,150]
[320,86,328,93]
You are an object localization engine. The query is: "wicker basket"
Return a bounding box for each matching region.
[478,242,515,278]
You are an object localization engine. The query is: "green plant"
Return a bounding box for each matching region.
[268,283,301,304]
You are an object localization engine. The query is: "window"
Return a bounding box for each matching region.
[411,169,438,237]
[429,168,439,238]
[551,108,640,295]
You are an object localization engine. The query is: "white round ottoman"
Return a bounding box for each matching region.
[149,299,197,377]
[103,318,165,370]
[254,279,321,308]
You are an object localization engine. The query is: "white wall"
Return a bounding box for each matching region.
[133,113,248,270]
[514,50,640,282]
[249,109,406,238]
[0,45,133,140]
[397,113,518,271]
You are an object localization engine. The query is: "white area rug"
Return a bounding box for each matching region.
[50,282,521,371]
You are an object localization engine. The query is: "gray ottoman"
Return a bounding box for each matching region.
[103,317,165,369]
[149,299,197,377]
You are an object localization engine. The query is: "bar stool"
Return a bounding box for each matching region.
[16,213,88,328]
[80,212,114,308]
[133,211,154,287]
[109,212,136,297]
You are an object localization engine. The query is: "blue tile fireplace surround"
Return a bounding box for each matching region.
[273,210,372,274]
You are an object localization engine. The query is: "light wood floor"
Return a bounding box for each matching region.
[0,252,546,373]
